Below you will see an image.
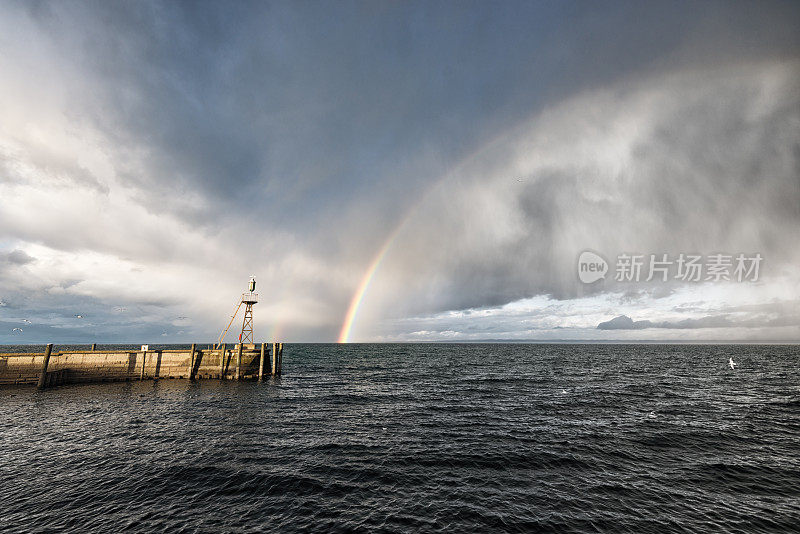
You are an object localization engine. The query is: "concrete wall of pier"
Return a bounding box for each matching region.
[0,344,283,387]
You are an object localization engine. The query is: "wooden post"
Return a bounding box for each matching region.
[278,343,283,375]
[91,343,96,351]
[140,349,147,380]
[219,343,226,379]
[188,343,196,380]
[37,343,53,390]
[258,342,266,381]
[236,343,243,380]
[271,342,277,375]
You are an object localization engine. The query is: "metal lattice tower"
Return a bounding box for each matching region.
[240,303,254,343]
[239,276,258,344]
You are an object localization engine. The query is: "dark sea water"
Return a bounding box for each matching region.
[1,343,799,533]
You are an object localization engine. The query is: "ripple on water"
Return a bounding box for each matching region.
[1,343,799,533]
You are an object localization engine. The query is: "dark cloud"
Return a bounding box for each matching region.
[1,250,35,265]
[366,61,800,322]
[598,315,652,330]
[0,1,799,342]
[17,1,800,219]
[598,310,800,331]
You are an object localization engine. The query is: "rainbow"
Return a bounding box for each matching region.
[336,127,527,343]
[267,320,284,344]
[337,227,403,343]
[336,165,465,343]
[334,108,546,343]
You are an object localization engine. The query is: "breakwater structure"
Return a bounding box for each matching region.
[0,342,284,389]
[0,277,285,389]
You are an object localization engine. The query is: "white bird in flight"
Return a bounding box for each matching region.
[11,328,23,333]
[74,314,83,319]
[729,358,738,370]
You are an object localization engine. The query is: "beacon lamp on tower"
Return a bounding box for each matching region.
[239,276,258,346]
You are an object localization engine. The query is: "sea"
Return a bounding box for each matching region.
[1,343,798,533]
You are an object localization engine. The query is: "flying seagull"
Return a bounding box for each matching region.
[11,328,23,333]
[74,314,83,319]
[729,358,738,370]
[22,319,31,324]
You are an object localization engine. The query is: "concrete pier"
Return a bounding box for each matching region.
[0,343,283,388]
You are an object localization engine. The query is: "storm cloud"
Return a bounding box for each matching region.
[1,250,35,265]
[1,1,798,342]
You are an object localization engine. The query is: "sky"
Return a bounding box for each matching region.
[0,0,798,344]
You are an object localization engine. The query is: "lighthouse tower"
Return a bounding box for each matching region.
[239,276,258,345]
